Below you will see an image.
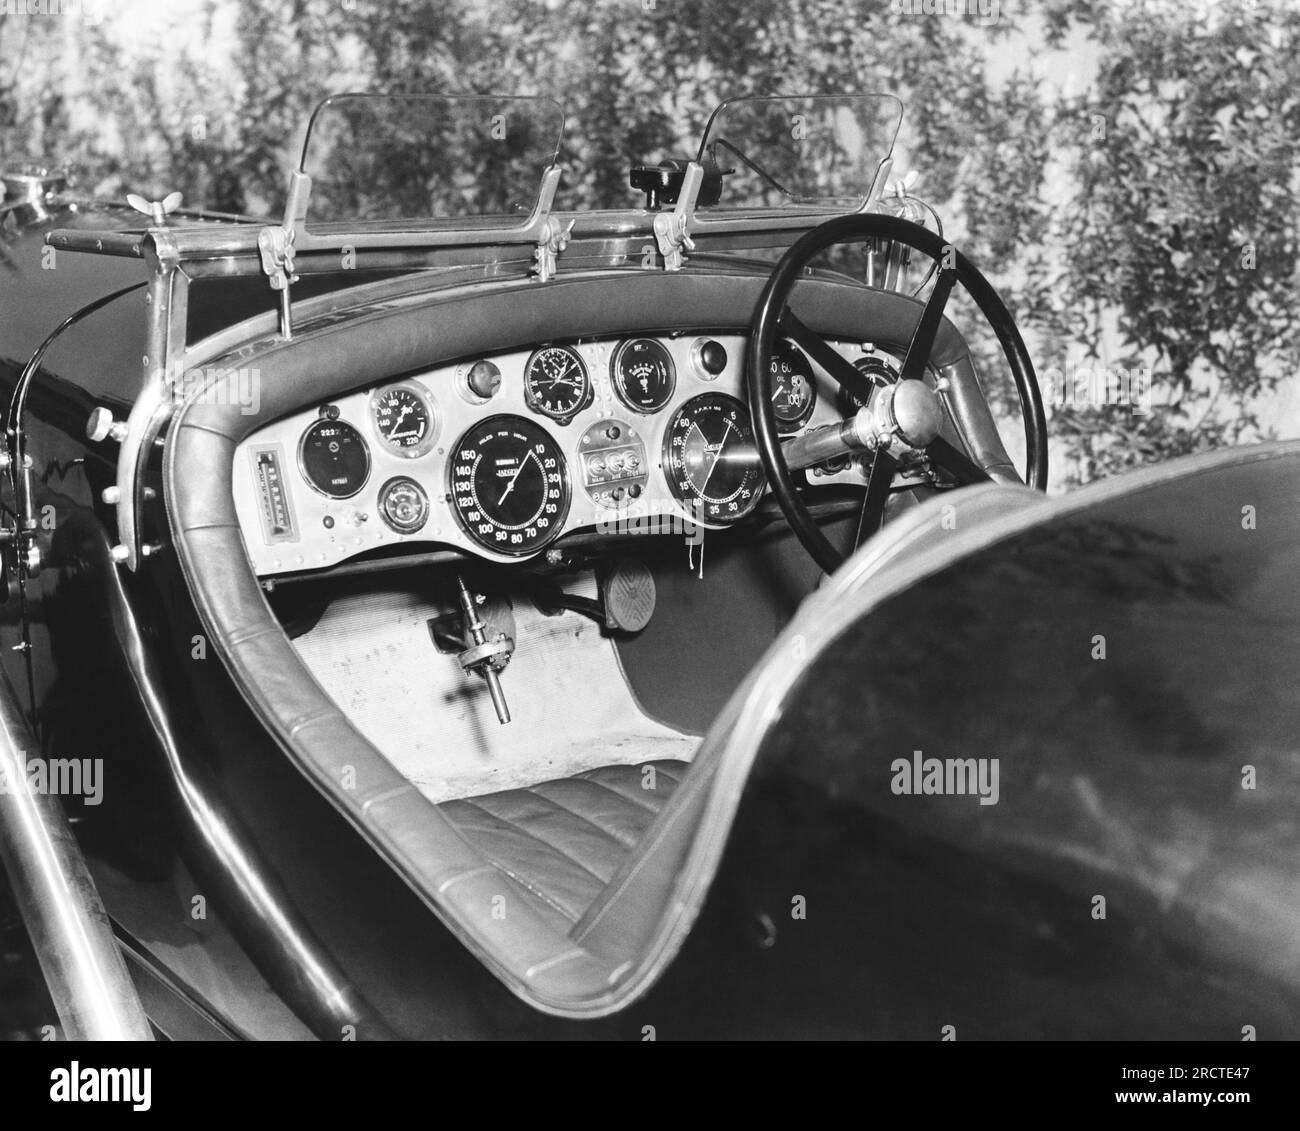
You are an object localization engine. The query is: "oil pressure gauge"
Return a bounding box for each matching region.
[770,340,817,433]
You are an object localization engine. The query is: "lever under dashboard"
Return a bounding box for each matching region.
[454,575,514,725]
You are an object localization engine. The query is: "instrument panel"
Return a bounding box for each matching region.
[234,332,902,576]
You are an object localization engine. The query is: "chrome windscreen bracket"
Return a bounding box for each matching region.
[258,171,310,340]
[652,161,703,271]
[858,155,894,215]
[528,166,566,282]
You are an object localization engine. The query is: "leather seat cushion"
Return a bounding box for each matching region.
[439,761,688,929]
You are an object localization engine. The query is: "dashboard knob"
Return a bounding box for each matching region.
[86,406,128,443]
[692,338,728,377]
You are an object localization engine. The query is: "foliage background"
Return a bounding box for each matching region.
[1,0,1297,489]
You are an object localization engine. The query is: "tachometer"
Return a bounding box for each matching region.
[371,382,437,456]
[448,415,570,556]
[770,339,816,433]
[523,345,592,423]
[299,417,370,499]
[611,338,676,413]
[662,393,764,524]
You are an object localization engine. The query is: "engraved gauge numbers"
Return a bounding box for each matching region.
[371,382,438,457]
[662,394,765,524]
[448,415,571,556]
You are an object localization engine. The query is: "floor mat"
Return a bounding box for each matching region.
[293,581,698,803]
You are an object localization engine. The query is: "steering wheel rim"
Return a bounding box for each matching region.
[747,212,1048,574]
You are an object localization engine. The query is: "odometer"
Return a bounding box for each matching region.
[298,418,370,499]
[611,338,676,413]
[448,415,570,556]
[662,393,764,524]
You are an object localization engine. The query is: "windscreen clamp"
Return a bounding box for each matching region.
[532,215,574,283]
[652,160,703,271]
[258,171,311,341]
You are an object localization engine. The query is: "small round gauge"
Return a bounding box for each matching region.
[662,393,765,524]
[448,414,571,556]
[299,418,370,499]
[523,345,592,423]
[378,476,430,534]
[371,383,437,457]
[611,338,676,413]
[839,353,899,415]
[770,340,817,433]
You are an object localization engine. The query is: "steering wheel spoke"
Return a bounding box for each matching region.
[899,265,957,382]
[778,310,882,405]
[924,435,992,486]
[853,448,898,549]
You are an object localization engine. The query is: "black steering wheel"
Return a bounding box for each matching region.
[747,213,1048,573]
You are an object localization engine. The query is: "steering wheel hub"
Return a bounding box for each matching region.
[878,378,943,449]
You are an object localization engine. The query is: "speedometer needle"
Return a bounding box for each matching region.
[701,422,733,491]
[497,450,538,505]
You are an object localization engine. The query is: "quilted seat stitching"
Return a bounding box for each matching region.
[525,785,647,848]
[444,798,608,887]
[570,774,660,815]
[481,861,579,924]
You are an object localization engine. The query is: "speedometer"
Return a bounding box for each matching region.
[448,415,570,556]
[662,393,764,524]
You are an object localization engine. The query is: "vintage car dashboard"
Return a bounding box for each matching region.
[233,331,904,577]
